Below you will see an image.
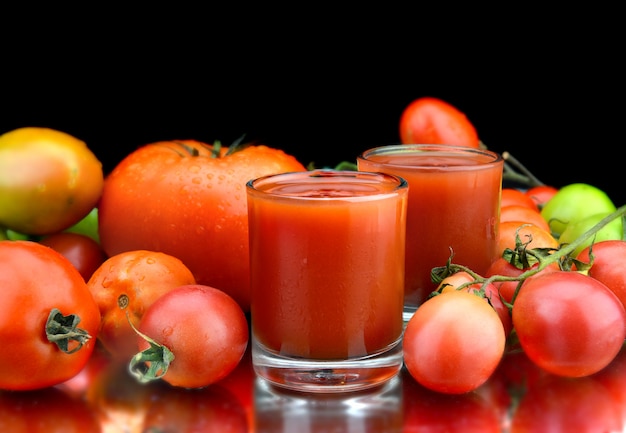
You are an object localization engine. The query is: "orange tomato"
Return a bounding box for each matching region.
[500,205,551,232]
[98,140,306,312]
[497,221,559,258]
[501,188,539,212]
[87,250,197,361]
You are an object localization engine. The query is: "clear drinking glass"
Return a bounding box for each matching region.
[246,170,408,393]
[357,144,504,323]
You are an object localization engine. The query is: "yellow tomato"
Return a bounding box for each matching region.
[0,127,103,235]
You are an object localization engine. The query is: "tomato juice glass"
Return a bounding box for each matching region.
[357,144,504,323]
[246,170,408,393]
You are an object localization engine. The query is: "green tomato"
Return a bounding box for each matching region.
[64,207,100,244]
[541,183,616,238]
[558,212,624,257]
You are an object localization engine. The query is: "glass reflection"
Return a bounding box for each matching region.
[254,374,402,432]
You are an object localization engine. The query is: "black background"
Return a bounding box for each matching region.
[2,18,623,206]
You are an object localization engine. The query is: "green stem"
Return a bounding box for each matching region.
[45,308,92,354]
[435,204,626,302]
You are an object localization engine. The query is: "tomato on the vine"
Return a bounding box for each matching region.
[398,97,480,148]
[130,284,249,389]
[87,250,197,361]
[0,240,101,390]
[437,271,512,337]
[577,240,626,309]
[403,290,505,394]
[0,127,104,235]
[512,270,626,378]
[98,140,306,312]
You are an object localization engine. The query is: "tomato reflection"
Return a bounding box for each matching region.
[143,383,248,433]
[254,374,402,432]
[509,373,623,432]
[0,386,101,433]
[402,368,502,432]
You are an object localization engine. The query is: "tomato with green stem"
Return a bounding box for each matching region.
[130,284,249,389]
[0,240,101,390]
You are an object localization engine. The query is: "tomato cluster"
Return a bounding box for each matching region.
[2,104,626,429]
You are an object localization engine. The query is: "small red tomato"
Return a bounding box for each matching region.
[524,185,559,209]
[39,232,107,281]
[403,290,505,394]
[513,271,626,377]
[132,284,249,389]
[399,97,480,148]
[577,240,626,309]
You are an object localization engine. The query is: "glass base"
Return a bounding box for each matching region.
[252,336,403,393]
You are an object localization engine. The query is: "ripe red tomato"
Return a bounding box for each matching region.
[577,240,626,309]
[398,97,480,148]
[39,232,107,281]
[87,250,197,361]
[512,271,626,377]
[403,290,506,394]
[437,271,512,337]
[524,185,558,209]
[0,240,101,390]
[0,387,101,432]
[98,140,306,312]
[0,127,104,235]
[132,284,249,389]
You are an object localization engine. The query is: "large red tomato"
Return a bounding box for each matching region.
[98,140,306,311]
[0,240,101,391]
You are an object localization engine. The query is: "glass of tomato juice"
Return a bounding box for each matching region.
[357,144,504,323]
[246,170,408,393]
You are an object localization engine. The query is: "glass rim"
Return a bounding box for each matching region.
[357,144,503,167]
[246,169,408,200]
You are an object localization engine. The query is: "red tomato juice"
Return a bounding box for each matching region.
[247,171,407,360]
[358,145,503,309]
